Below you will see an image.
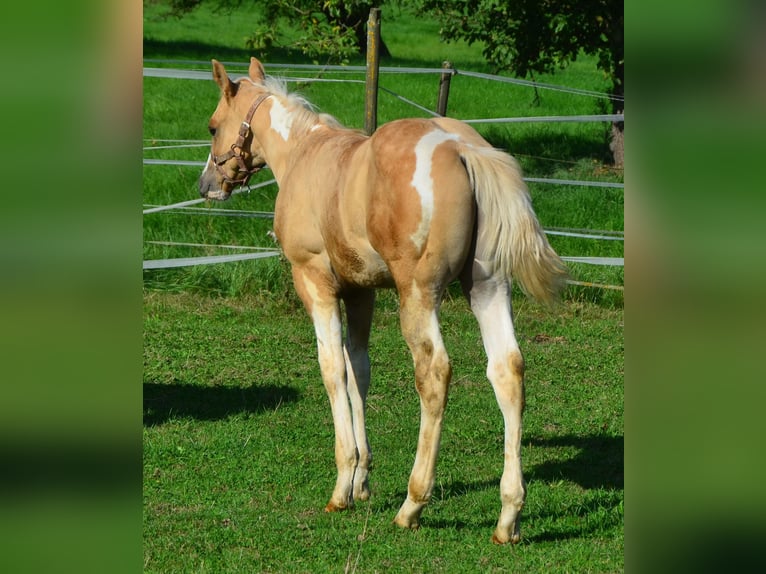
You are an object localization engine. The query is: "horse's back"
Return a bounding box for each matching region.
[276,118,478,292]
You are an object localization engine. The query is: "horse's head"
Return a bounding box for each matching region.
[199,58,271,200]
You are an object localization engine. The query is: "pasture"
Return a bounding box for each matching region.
[144,3,623,572]
[144,291,623,572]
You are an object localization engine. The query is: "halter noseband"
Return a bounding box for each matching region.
[212,93,270,187]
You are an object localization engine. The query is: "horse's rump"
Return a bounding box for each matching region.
[363,117,568,303]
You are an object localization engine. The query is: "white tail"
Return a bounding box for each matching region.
[460,145,569,305]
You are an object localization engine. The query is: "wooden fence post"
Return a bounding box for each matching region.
[436,61,454,117]
[364,8,381,135]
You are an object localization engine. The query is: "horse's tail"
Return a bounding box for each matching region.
[459,144,569,305]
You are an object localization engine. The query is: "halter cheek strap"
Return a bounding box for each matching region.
[213,93,271,187]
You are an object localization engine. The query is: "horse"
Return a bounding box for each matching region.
[198,57,568,544]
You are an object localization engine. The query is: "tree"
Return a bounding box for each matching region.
[416,0,624,166]
[151,0,623,164]
[153,0,391,62]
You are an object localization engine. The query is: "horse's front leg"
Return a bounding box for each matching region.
[293,267,357,511]
[343,290,376,502]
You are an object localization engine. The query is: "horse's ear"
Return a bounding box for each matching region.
[249,57,266,83]
[212,59,236,101]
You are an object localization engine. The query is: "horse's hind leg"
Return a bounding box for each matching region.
[342,289,375,501]
[393,282,452,530]
[462,260,526,544]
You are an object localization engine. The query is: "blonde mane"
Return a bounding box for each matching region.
[239,75,344,134]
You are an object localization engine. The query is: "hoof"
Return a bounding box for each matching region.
[392,513,420,531]
[393,518,420,531]
[324,501,349,513]
[393,497,424,530]
[491,531,521,545]
[354,490,370,502]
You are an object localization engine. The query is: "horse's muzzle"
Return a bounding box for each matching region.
[198,166,226,199]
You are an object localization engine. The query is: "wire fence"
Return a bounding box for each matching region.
[143,61,623,289]
[143,60,624,102]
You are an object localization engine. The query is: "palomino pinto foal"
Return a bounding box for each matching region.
[198,57,568,544]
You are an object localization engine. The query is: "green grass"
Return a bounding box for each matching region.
[144,5,623,571]
[144,291,623,573]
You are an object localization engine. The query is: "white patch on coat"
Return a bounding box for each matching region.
[201,152,213,176]
[410,130,459,250]
[269,98,293,141]
[304,277,341,359]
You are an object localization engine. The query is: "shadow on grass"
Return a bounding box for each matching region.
[144,38,328,66]
[412,434,623,539]
[431,434,622,499]
[377,433,622,519]
[143,38,467,69]
[526,434,624,490]
[143,381,300,426]
[483,129,613,176]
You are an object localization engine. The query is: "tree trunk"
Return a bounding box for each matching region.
[610,73,624,168]
[609,11,624,168]
[610,116,624,169]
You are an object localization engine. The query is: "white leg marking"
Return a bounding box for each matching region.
[410,130,459,251]
[469,269,526,544]
[343,291,375,502]
[269,98,293,141]
[473,284,518,363]
[344,344,372,500]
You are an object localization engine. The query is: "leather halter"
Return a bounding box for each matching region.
[212,93,271,187]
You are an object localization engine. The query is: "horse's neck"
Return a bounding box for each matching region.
[260,136,290,184]
[256,130,294,185]
[257,99,319,184]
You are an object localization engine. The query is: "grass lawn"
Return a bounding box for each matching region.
[144,291,623,572]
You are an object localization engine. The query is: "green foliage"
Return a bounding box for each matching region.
[147,0,623,98]
[148,0,388,63]
[416,0,623,98]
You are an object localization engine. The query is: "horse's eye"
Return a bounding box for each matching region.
[208,125,216,137]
